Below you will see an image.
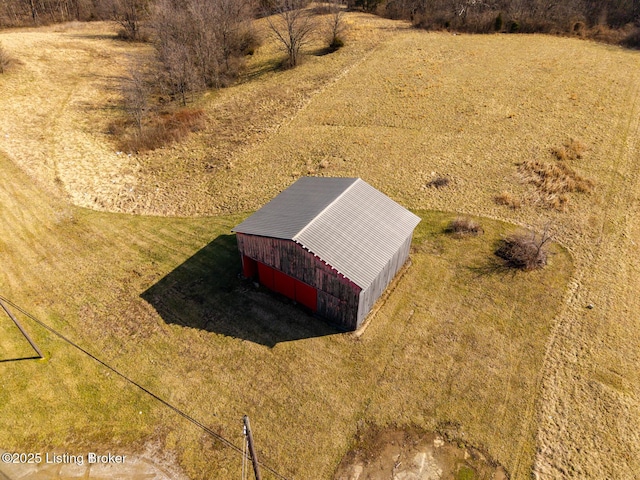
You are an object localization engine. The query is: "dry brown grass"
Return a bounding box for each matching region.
[1,16,640,480]
[0,41,16,73]
[519,157,593,210]
[494,191,522,209]
[587,23,635,45]
[112,108,206,153]
[0,22,152,209]
[520,158,593,194]
[0,151,573,479]
[551,138,587,161]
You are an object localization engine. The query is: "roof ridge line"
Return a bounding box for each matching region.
[292,177,360,243]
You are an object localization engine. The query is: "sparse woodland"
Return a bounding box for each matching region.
[376,0,640,43]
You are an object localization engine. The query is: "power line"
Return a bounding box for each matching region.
[0,295,291,480]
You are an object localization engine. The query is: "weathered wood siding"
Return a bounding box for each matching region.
[236,233,361,329]
[356,233,414,328]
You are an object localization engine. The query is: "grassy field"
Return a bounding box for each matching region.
[1,12,640,480]
[0,148,572,478]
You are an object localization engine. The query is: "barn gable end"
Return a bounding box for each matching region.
[232,177,420,331]
[236,233,361,329]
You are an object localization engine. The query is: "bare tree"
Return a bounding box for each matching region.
[495,225,553,270]
[26,0,39,22]
[214,0,255,73]
[122,61,150,130]
[109,0,149,41]
[164,39,201,105]
[153,0,255,102]
[326,0,347,49]
[266,0,316,68]
[153,0,203,103]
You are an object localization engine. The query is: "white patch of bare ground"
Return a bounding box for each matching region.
[334,430,507,480]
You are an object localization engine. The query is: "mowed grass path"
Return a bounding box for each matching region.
[0,147,571,479]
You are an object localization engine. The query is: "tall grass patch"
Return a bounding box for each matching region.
[506,140,594,211]
[446,216,483,237]
[110,108,206,153]
[0,42,16,73]
[519,158,593,211]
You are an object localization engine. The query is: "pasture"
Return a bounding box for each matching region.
[1,12,639,479]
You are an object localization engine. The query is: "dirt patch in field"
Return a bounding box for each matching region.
[334,429,508,480]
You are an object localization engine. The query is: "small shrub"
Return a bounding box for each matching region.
[495,13,503,32]
[568,139,586,159]
[572,21,586,36]
[107,118,128,137]
[238,29,262,56]
[552,139,586,161]
[622,28,640,49]
[116,27,150,42]
[329,36,344,51]
[587,24,628,44]
[447,217,483,237]
[547,194,569,212]
[495,229,552,270]
[0,42,15,74]
[494,192,522,209]
[456,465,477,480]
[350,0,382,13]
[426,176,450,188]
[551,145,569,161]
[507,20,520,33]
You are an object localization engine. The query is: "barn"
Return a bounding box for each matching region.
[231,177,421,331]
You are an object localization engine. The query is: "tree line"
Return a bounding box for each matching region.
[372,0,639,37]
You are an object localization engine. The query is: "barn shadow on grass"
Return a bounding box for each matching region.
[141,234,340,348]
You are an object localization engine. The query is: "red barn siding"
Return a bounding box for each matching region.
[294,280,317,311]
[273,269,295,298]
[317,291,357,330]
[236,233,360,329]
[242,255,257,278]
[257,262,275,290]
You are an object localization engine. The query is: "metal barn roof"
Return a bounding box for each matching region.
[232,177,421,289]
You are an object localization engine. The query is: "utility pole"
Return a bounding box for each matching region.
[243,415,262,480]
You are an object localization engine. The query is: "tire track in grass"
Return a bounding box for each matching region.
[533,75,640,479]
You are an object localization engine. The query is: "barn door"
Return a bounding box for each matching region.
[242,255,257,279]
[257,262,275,290]
[294,280,317,312]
